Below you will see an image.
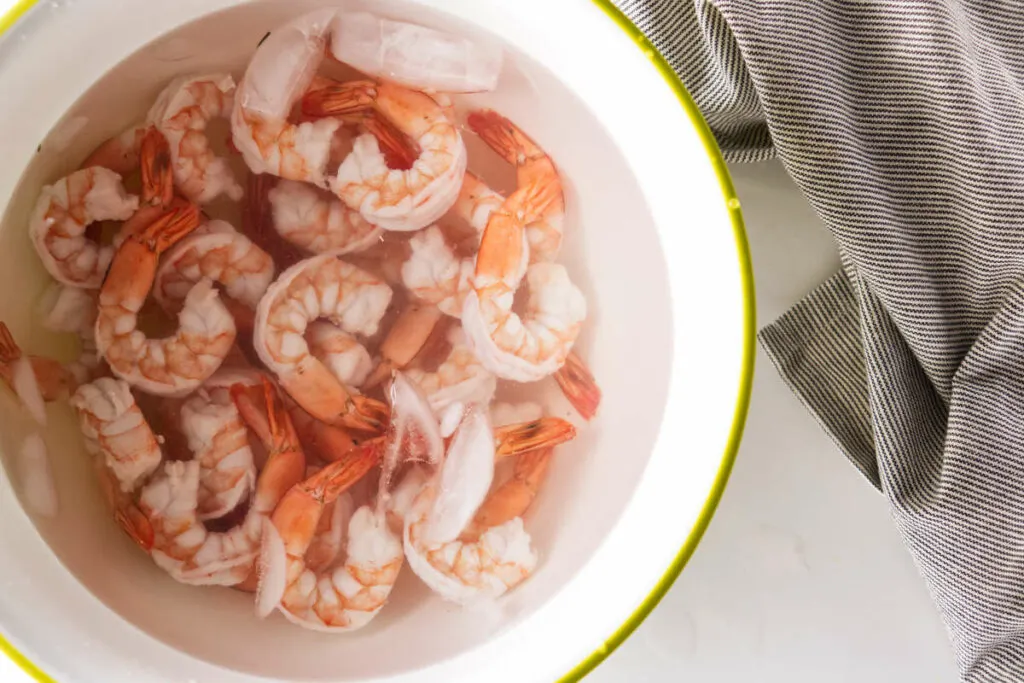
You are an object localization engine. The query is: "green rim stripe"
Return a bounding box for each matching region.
[0,1,56,680]
[0,636,53,683]
[0,3,756,683]
[556,2,755,681]
[0,0,35,36]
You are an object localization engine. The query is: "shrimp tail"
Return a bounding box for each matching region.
[289,401,358,463]
[232,376,307,513]
[517,178,562,225]
[0,322,21,364]
[232,376,296,455]
[466,109,534,166]
[302,438,383,502]
[136,202,202,254]
[461,447,553,541]
[554,351,601,421]
[301,79,377,118]
[494,417,576,458]
[346,395,391,434]
[115,503,156,551]
[140,126,174,208]
[361,112,418,170]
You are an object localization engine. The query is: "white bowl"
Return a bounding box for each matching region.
[0,1,754,681]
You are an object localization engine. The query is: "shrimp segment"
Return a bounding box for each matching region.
[306,322,373,389]
[180,381,256,521]
[400,226,473,318]
[148,73,243,204]
[363,304,442,388]
[261,441,401,632]
[455,172,504,237]
[461,448,553,541]
[231,10,342,187]
[269,179,382,255]
[466,110,564,264]
[94,457,154,551]
[462,183,586,381]
[329,11,502,93]
[153,221,275,336]
[81,124,147,175]
[96,203,237,396]
[405,326,496,415]
[303,79,467,232]
[253,254,391,430]
[71,378,162,493]
[138,377,305,585]
[29,167,140,289]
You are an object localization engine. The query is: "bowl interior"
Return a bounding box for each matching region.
[0,1,672,680]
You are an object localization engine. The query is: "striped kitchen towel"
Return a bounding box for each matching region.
[617,1,1024,680]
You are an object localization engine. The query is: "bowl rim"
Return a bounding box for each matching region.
[0,0,755,681]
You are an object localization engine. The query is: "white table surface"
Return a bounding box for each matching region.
[0,0,962,670]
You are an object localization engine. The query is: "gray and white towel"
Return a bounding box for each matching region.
[617,1,1024,680]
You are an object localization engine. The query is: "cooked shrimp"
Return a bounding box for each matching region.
[461,183,586,382]
[81,124,147,175]
[95,203,237,396]
[405,326,496,415]
[71,377,162,493]
[463,404,571,541]
[269,179,382,255]
[148,73,243,204]
[462,178,604,416]
[464,240,585,382]
[231,10,343,187]
[28,167,139,288]
[402,409,531,604]
[137,377,306,585]
[405,504,535,605]
[258,442,402,632]
[180,380,256,521]
[401,225,473,318]
[153,219,274,336]
[329,11,502,93]
[253,254,391,430]
[303,79,467,231]
[306,321,373,389]
[467,110,564,264]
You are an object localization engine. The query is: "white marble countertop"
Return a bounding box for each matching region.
[589,161,960,683]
